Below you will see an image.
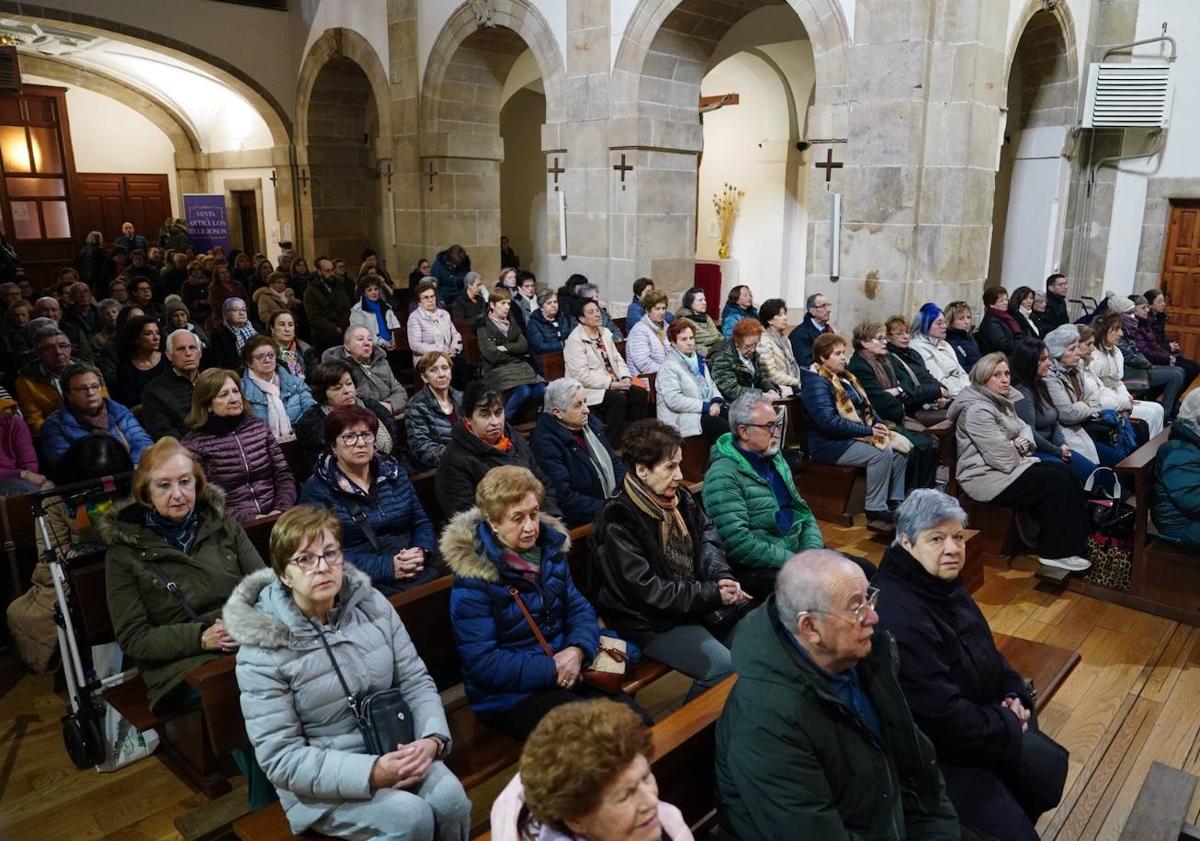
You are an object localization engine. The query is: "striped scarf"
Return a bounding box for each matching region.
[623,473,694,580]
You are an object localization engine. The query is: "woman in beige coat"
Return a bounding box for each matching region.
[564,299,649,444]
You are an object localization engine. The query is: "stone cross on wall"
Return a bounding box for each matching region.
[613,154,633,191]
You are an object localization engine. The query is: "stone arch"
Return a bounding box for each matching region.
[295,28,392,151]
[1002,2,1080,131]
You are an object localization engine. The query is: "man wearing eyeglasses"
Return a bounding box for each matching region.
[703,393,824,601]
[716,550,959,841]
[789,292,835,369]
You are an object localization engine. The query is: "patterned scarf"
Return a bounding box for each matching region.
[279,340,305,380]
[225,320,257,352]
[816,365,883,449]
[502,545,542,584]
[671,347,712,402]
[623,473,694,580]
[585,330,619,379]
[144,506,200,555]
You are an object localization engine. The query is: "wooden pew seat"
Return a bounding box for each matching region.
[1118,761,1199,841]
[792,462,864,527]
[994,633,1079,712]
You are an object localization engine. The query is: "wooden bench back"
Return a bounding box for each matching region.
[279,438,313,485]
[534,352,565,382]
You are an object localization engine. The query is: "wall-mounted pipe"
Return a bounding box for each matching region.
[1102,32,1177,63]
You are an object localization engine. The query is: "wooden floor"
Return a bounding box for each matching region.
[2,522,1199,840]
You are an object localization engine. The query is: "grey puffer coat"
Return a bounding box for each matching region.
[223,565,454,834]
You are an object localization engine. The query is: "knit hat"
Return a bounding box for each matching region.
[1044,324,1080,359]
[913,302,942,336]
[1107,294,1135,314]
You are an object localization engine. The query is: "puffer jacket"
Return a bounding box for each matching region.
[241,367,316,428]
[563,325,630,405]
[1043,360,1100,463]
[349,298,402,349]
[1134,314,1173,365]
[477,316,541,391]
[404,386,462,471]
[947,385,1037,502]
[590,486,732,645]
[435,423,562,519]
[757,328,802,390]
[440,508,599,716]
[709,340,776,403]
[528,411,624,527]
[1152,419,1200,549]
[720,303,758,339]
[299,452,436,587]
[655,348,721,437]
[41,397,153,467]
[702,433,823,570]
[405,305,462,364]
[1088,345,1136,411]
[182,416,297,524]
[223,566,451,834]
[625,316,669,376]
[525,309,574,355]
[911,333,969,396]
[103,486,265,709]
[321,345,408,414]
[675,308,723,358]
[946,328,981,373]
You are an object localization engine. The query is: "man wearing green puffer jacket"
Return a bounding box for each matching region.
[703,392,824,600]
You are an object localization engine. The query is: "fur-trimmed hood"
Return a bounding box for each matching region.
[439,507,570,582]
[97,483,227,548]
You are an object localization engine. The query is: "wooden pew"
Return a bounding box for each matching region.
[1118,761,1199,841]
[278,438,313,485]
[994,633,1080,713]
[533,351,565,382]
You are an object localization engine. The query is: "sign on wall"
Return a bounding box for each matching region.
[182,194,231,254]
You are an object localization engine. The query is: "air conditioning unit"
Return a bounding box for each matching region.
[1082,62,1174,128]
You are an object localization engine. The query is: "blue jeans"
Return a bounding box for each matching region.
[504,382,546,421]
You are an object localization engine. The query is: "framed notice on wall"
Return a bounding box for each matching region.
[183,193,231,254]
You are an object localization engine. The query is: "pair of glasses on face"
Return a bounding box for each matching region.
[251,352,276,363]
[741,413,785,434]
[339,431,375,446]
[289,549,344,573]
[799,586,880,626]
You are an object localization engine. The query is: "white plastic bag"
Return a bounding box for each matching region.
[91,642,160,772]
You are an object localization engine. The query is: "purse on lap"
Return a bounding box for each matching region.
[508,586,628,694]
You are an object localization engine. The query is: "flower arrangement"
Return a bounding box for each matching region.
[712,182,745,259]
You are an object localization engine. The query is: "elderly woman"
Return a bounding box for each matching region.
[720,285,757,340]
[443,466,644,740]
[1007,285,1040,338]
[709,318,777,403]
[252,271,297,326]
[182,369,297,524]
[1144,288,1200,386]
[436,382,561,519]
[165,299,210,351]
[879,315,949,423]
[1109,294,1185,418]
[1041,324,1124,468]
[945,300,981,372]
[800,333,909,523]
[592,419,750,701]
[626,290,671,377]
[526,289,575,355]
[449,271,487,323]
[90,298,122,353]
[655,318,725,438]
[223,505,470,839]
[240,336,315,441]
[103,437,270,799]
[874,490,1067,841]
[476,288,546,421]
[675,287,722,358]
[1133,294,1198,393]
[300,405,439,594]
[911,304,969,396]
[210,297,258,370]
[114,315,168,409]
[976,287,1023,355]
[324,325,408,418]
[269,308,316,382]
[1087,312,1164,438]
[946,352,1090,571]
[756,299,802,394]
[42,361,152,468]
[491,699,694,841]
[1153,390,1200,550]
[350,275,401,351]
[530,378,626,528]
[407,279,464,367]
[564,298,650,444]
[297,360,402,463]
[405,352,462,472]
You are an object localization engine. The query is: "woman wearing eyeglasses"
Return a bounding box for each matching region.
[240,335,316,442]
[873,490,1067,841]
[182,369,296,525]
[223,505,471,840]
[300,404,442,594]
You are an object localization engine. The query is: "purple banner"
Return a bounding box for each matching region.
[182,194,231,254]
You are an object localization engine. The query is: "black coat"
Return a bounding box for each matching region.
[435,422,561,519]
[947,328,981,372]
[528,412,625,527]
[209,324,245,371]
[975,310,1021,356]
[1038,291,1069,333]
[590,487,733,644]
[140,368,196,440]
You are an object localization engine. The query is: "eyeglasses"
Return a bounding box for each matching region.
[289,549,344,573]
[871,334,887,343]
[251,352,277,362]
[69,383,102,394]
[889,330,910,338]
[811,303,831,310]
[338,431,376,446]
[799,587,880,626]
[741,416,785,434]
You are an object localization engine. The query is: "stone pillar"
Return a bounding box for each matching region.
[419,133,503,282]
[387,0,423,277]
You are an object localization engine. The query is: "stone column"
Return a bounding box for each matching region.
[387,0,423,276]
[419,133,503,282]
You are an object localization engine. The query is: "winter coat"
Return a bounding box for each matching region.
[703,433,823,570]
[1011,383,1065,455]
[405,305,462,364]
[41,398,152,467]
[435,422,562,519]
[626,316,669,376]
[222,566,451,835]
[563,325,630,405]
[303,278,352,351]
[715,600,960,841]
[449,292,486,324]
[911,333,969,396]
[708,340,776,403]
[1134,314,1173,365]
[16,362,99,433]
[525,309,574,355]
[299,453,435,587]
[720,303,758,340]
[628,296,676,327]
[294,398,398,463]
[655,348,721,437]
[975,309,1022,355]
[860,349,942,418]
[441,509,600,716]
[251,286,295,325]
[757,328,802,390]
[798,366,877,462]
[404,386,461,471]
[321,345,408,414]
[349,298,401,349]
[477,316,541,391]
[182,416,296,524]
[946,328,982,373]
[789,314,833,369]
[103,486,265,709]
[590,486,733,645]
[241,367,316,428]
[208,323,252,371]
[432,248,471,303]
[1040,291,1069,333]
[947,385,1037,502]
[528,412,625,527]
[675,307,723,358]
[140,368,196,440]
[1153,419,1200,549]
[874,543,1028,774]
[0,411,38,478]
[1042,360,1100,463]
[1088,345,1136,411]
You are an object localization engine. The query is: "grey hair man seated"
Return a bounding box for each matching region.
[715,549,960,841]
[140,328,203,440]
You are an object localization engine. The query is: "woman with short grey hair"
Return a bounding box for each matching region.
[874,489,1067,841]
[526,289,575,355]
[1041,324,1123,469]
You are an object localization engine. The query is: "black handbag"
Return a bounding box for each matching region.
[702,600,755,641]
[310,619,414,754]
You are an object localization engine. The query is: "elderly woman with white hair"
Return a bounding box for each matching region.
[1041,324,1125,469]
[910,303,969,396]
[1086,312,1165,438]
[1109,294,1186,419]
[1153,390,1200,550]
[529,378,625,528]
[209,296,258,371]
[874,489,1067,841]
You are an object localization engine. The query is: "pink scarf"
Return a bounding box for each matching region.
[248,371,293,440]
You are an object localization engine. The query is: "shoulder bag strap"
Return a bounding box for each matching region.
[341,494,383,552]
[308,618,361,719]
[507,586,555,658]
[144,562,202,621]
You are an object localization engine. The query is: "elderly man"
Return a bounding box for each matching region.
[16,326,107,432]
[321,325,407,417]
[303,255,352,352]
[789,292,834,368]
[114,221,148,253]
[716,549,960,841]
[703,393,824,600]
[141,329,203,440]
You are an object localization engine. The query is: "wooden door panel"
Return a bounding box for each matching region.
[74,173,170,248]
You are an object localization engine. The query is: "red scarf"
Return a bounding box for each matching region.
[990,306,1023,336]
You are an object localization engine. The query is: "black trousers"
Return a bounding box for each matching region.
[990,461,1089,559]
[595,385,650,448]
[481,687,650,741]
